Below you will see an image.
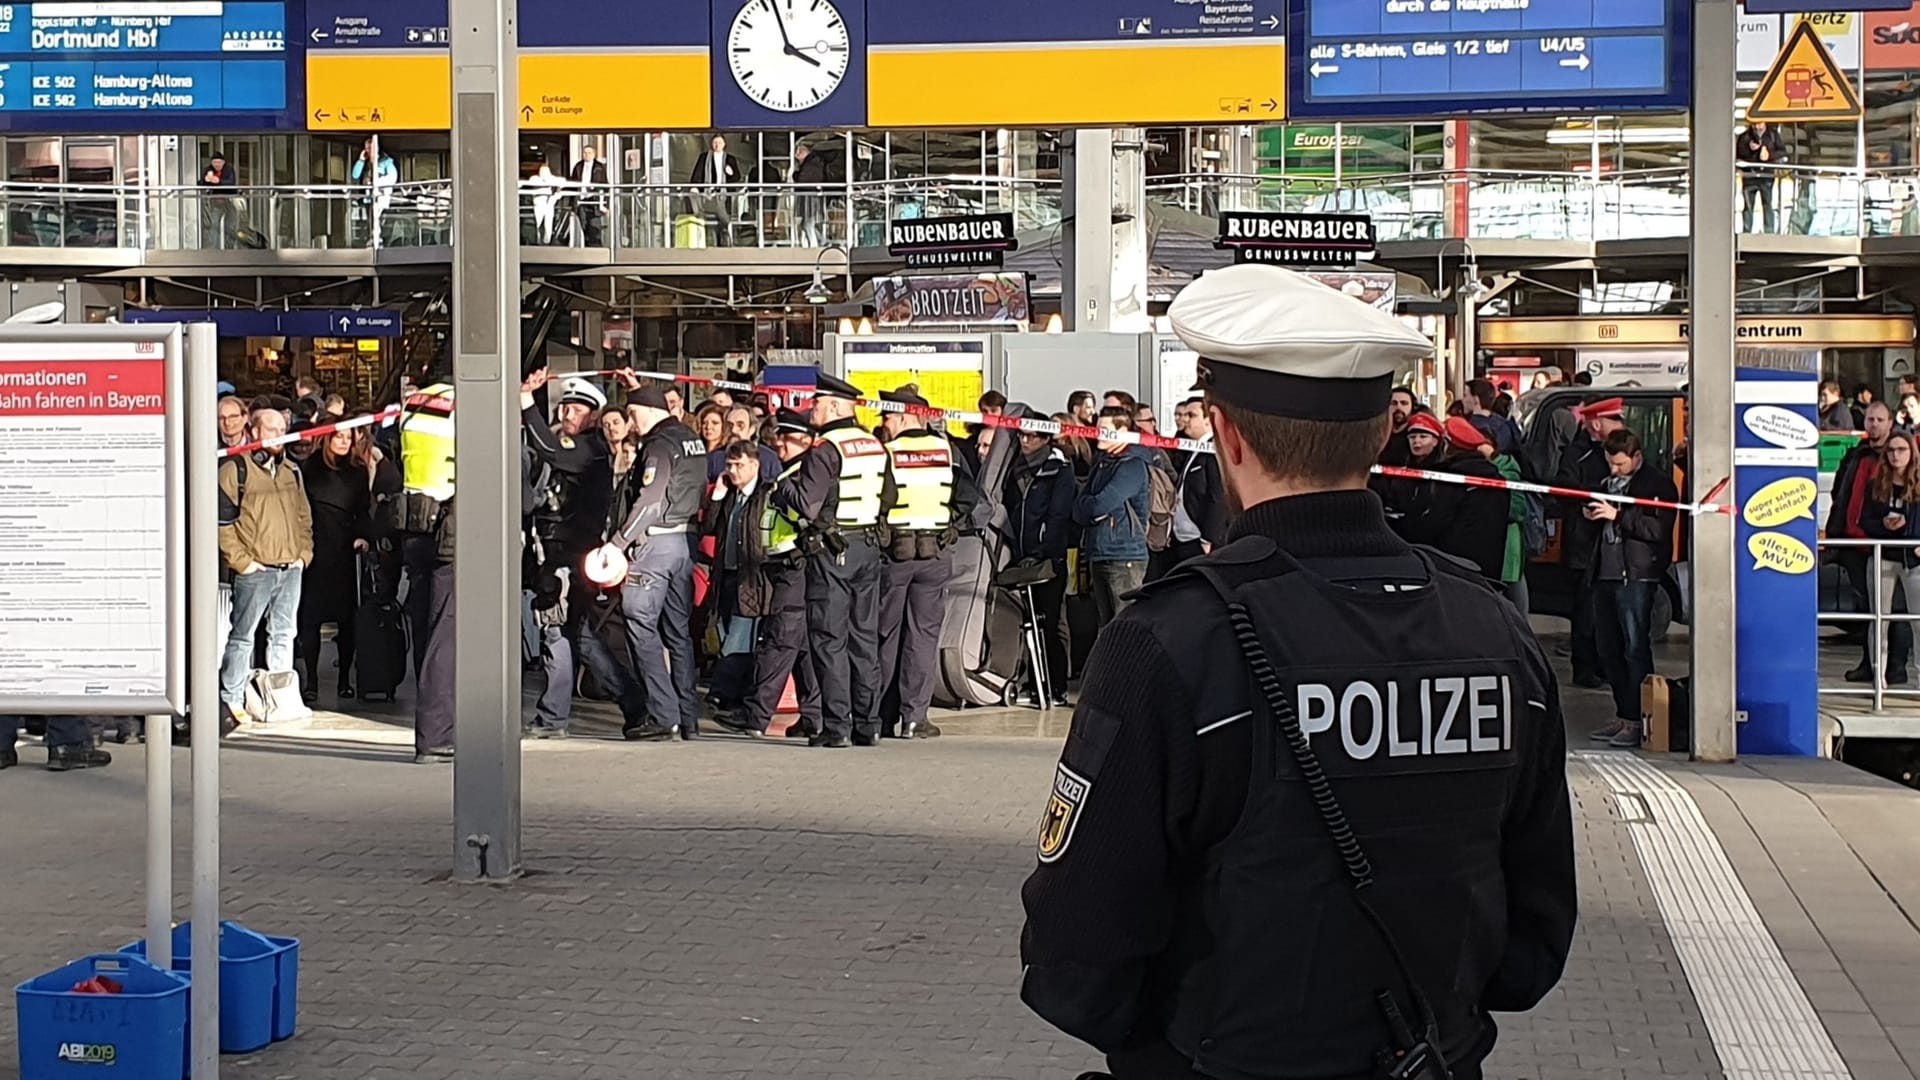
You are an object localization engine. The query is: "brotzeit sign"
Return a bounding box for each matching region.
[1215,211,1377,267]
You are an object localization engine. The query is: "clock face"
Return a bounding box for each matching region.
[727,0,850,112]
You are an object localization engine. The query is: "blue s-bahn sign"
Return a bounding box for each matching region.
[1289,0,1691,117]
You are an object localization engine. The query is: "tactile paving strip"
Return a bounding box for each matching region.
[1575,751,1853,1080]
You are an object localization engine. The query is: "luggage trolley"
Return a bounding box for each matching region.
[996,560,1059,709]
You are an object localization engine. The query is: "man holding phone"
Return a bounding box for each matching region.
[1584,429,1678,748]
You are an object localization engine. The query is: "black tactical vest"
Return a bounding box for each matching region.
[1155,539,1550,1080]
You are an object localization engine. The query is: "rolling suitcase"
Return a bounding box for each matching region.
[933,403,1038,708]
[353,555,409,702]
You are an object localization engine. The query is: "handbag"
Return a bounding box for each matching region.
[1189,561,1453,1080]
[243,670,311,724]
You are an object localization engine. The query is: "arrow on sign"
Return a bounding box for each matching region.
[1262,14,1279,28]
[338,316,351,333]
[1310,61,1339,77]
[313,108,331,122]
[1261,98,1278,111]
[1558,53,1590,70]
[520,105,534,122]
[309,27,327,42]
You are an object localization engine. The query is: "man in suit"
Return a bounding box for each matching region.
[1148,396,1229,581]
[791,140,830,246]
[568,144,609,246]
[687,134,743,246]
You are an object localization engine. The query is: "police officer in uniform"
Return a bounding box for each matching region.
[875,388,976,739]
[716,408,826,739]
[1020,265,1576,1080]
[776,373,887,747]
[520,370,648,736]
[398,381,459,764]
[608,376,707,740]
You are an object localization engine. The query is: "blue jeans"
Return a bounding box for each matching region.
[0,714,89,751]
[1593,579,1656,724]
[221,565,303,708]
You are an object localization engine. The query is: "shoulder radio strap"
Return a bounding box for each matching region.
[1188,560,1453,1080]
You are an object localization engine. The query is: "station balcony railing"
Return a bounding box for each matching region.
[9,167,1920,255]
[1143,165,1920,243]
[1818,538,1920,715]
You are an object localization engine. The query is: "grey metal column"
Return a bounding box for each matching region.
[1690,0,1739,764]
[450,0,523,879]
[185,322,222,1079]
[1061,129,1115,332]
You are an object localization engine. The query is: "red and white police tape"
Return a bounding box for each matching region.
[215,404,402,459]
[215,370,1736,517]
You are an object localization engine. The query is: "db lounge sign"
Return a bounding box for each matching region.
[887,213,1019,269]
[1215,212,1377,267]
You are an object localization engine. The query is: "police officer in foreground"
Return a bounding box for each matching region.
[875,388,976,740]
[777,373,888,747]
[520,370,649,737]
[606,375,707,740]
[397,381,458,764]
[715,408,826,739]
[1020,264,1576,1080]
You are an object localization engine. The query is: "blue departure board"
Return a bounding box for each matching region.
[1289,0,1689,117]
[0,1,294,129]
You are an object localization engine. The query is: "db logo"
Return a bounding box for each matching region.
[1873,23,1920,45]
[1598,323,1620,339]
[134,341,156,354]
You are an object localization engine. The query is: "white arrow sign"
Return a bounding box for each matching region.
[1310,61,1339,77]
[338,317,351,333]
[309,27,327,42]
[1558,53,1590,70]
[1262,14,1280,29]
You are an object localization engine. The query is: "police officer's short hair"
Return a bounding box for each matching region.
[1215,401,1390,487]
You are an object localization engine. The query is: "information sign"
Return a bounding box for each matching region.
[1290,0,1690,117]
[0,1,293,129]
[839,337,988,437]
[0,335,181,710]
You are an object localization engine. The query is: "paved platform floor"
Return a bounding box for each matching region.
[3,627,1918,1080]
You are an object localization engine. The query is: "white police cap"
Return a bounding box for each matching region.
[558,377,608,411]
[1169,264,1433,421]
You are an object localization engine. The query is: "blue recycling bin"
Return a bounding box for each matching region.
[262,935,300,1042]
[120,922,288,1054]
[15,954,189,1080]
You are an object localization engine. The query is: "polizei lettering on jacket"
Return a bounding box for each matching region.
[887,213,1018,256]
[1295,674,1513,760]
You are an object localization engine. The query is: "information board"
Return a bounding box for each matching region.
[0,1,293,130]
[839,337,987,438]
[0,332,183,712]
[1290,0,1690,118]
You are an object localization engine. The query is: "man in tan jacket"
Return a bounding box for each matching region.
[218,402,315,720]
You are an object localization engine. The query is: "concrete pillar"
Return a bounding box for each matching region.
[1062,128,1151,334]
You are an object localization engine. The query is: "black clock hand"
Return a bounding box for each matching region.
[792,42,823,67]
[768,0,796,52]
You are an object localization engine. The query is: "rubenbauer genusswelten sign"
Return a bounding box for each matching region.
[1215,212,1376,268]
[887,213,1019,269]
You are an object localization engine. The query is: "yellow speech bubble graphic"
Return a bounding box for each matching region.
[1743,476,1819,528]
[1749,532,1816,575]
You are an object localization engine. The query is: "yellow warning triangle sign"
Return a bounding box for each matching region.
[1748,18,1861,122]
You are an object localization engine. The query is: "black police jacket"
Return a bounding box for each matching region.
[1019,490,1575,1080]
[521,406,616,559]
[613,417,706,546]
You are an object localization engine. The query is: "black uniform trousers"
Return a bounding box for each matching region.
[410,538,457,754]
[622,534,698,733]
[877,548,953,734]
[535,573,647,731]
[740,558,822,733]
[0,714,90,753]
[808,532,883,740]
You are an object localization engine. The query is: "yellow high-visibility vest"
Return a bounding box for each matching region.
[401,383,456,501]
[884,431,955,530]
[761,458,805,555]
[822,426,886,527]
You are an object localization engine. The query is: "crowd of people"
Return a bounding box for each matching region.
[3,356,1686,771]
